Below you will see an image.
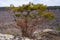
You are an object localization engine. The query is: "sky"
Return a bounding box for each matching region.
[0,0,60,7]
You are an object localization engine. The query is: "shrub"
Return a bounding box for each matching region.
[15,14,21,17]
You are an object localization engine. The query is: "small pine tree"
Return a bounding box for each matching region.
[10,2,54,38]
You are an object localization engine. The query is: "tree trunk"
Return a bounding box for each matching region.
[16,18,29,37]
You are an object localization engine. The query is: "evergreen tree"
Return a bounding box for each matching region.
[10,2,54,38]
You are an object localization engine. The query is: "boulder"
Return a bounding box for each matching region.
[0,33,14,40]
[32,29,60,40]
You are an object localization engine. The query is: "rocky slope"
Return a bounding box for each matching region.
[0,22,22,36]
[0,7,60,40]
